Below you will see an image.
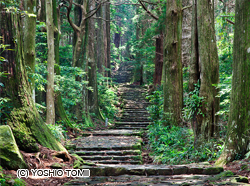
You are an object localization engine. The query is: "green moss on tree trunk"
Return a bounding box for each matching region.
[216,0,250,165]
[0,6,66,152]
[163,0,183,126]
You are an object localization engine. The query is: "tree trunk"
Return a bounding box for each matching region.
[189,0,199,92]
[106,0,111,78]
[96,4,104,74]
[153,34,163,86]
[0,5,66,152]
[192,0,219,143]
[216,0,250,165]
[46,0,55,125]
[163,0,183,126]
[87,2,103,120]
[37,0,46,22]
[24,0,36,102]
[53,1,72,128]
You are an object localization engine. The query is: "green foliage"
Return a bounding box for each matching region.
[182,81,204,122]
[46,123,66,142]
[215,11,234,121]
[216,74,232,121]
[146,87,164,123]
[0,166,26,186]
[97,74,119,120]
[147,124,223,164]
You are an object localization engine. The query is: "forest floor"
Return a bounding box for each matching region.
[2,63,250,185]
[3,138,250,185]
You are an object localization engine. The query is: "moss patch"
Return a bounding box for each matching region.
[0,125,27,170]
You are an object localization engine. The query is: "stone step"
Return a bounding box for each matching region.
[72,136,142,151]
[119,119,150,122]
[92,160,142,165]
[122,110,149,113]
[80,155,142,161]
[82,129,142,137]
[79,164,224,177]
[64,174,216,186]
[115,126,148,129]
[74,150,141,156]
[115,122,151,125]
[116,127,148,130]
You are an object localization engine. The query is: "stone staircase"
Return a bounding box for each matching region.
[64,62,229,185]
[67,84,148,165]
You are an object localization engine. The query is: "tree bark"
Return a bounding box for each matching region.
[96,3,105,74]
[46,0,55,125]
[87,2,103,120]
[216,0,250,165]
[192,0,220,143]
[163,0,183,126]
[0,5,66,152]
[37,0,46,22]
[106,0,111,78]
[24,0,36,101]
[189,0,199,92]
[53,1,72,127]
[153,34,163,86]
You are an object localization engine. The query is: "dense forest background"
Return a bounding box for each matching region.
[1,0,250,177]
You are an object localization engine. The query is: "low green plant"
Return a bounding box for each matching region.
[146,87,164,124]
[147,124,223,165]
[0,166,26,186]
[97,73,119,121]
[47,123,66,142]
[182,81,204,122]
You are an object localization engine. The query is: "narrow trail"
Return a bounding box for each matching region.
[64,62,245,185]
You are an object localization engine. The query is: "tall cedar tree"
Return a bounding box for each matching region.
[216,0,250,165]
[46,0,55,125]
[163,0,183,126]
[0,3,66,152]
[189,0,219,144]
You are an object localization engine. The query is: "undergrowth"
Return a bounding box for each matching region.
[146,88,223,165]
[0,166,26,186]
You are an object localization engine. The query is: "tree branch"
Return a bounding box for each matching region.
[138,0,158,20]
[182,5,192,11]
[84,0,108,20]
[140,0,157,5]
[63,0,80,32]
[226,19,235,25]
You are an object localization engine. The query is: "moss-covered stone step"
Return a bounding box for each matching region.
[120,117,149,121]
[74,136,142,151]
[80,155,142,161]
[115,127,148,130]
[82,129,142,137]
[74,150,141,156]
[115,124,148,128]
[92,160,142,165]
[115,121,151,125]
[76,164,224,177]
[65,173,250,186]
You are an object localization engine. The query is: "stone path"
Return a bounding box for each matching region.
[64,63,249,185]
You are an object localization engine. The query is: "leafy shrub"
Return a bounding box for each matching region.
[0,166,26,186]
[147,124,223,164]
[97,74,119,121]
[182,81,204,122]
[47,123,66,142]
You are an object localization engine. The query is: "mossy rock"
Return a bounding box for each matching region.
[13,129,39,152]
[234,176,249,183]
[203,167,224,175]
[71,154,95,169]
[0,125,27,170]
[208,170,234,181]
